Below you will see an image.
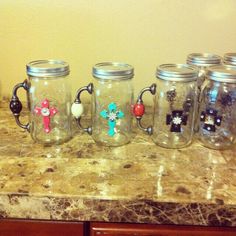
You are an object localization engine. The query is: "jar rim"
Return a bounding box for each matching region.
[187,53,222,66]
[156,64,198,82]
[92,62,134,80]
[207,65,236,83]
[223,53,236,66]
[26,59,70,77]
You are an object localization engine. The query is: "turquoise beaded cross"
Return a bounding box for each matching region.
[100,102,124,137]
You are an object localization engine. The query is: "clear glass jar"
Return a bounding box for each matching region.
[152,64,198,148]
[223,53,236,66]
[10,60,72,145]
[187,53,222,132]
[134,64,198,149]
[71,62,134,147]
[198,65,236,149]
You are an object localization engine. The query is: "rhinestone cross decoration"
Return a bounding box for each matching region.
[166,110,188,132]
[200,108,222,132]
[34,99,58,133]
[100,102,124,137]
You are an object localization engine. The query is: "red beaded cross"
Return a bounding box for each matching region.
[34,99,58,133]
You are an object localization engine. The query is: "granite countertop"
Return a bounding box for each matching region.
[0,100,236,227]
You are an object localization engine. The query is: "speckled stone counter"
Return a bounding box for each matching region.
[0,100,236,227]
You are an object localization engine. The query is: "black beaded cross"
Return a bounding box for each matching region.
[166,110,188,132]
[200,108,222,132]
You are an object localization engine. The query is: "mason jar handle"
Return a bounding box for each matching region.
[9,80,30,132]
[133,83,156,135]
[71,83,93,135]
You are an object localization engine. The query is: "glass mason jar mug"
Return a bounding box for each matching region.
[198,65,236,149]
[71,62,134,147]
[133,64,198,149]
[9,60,72,145]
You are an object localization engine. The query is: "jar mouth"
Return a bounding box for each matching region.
[92,62,134,80]
[27,60,70,78]
[187,53,222,66]
[207,65,236,83]
[156,64,198,82]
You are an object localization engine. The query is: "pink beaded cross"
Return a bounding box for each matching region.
[34,99,58,133]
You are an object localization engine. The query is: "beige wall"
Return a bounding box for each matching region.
[1,0,236,102]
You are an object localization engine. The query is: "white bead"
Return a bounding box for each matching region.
[71,102,84,118]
